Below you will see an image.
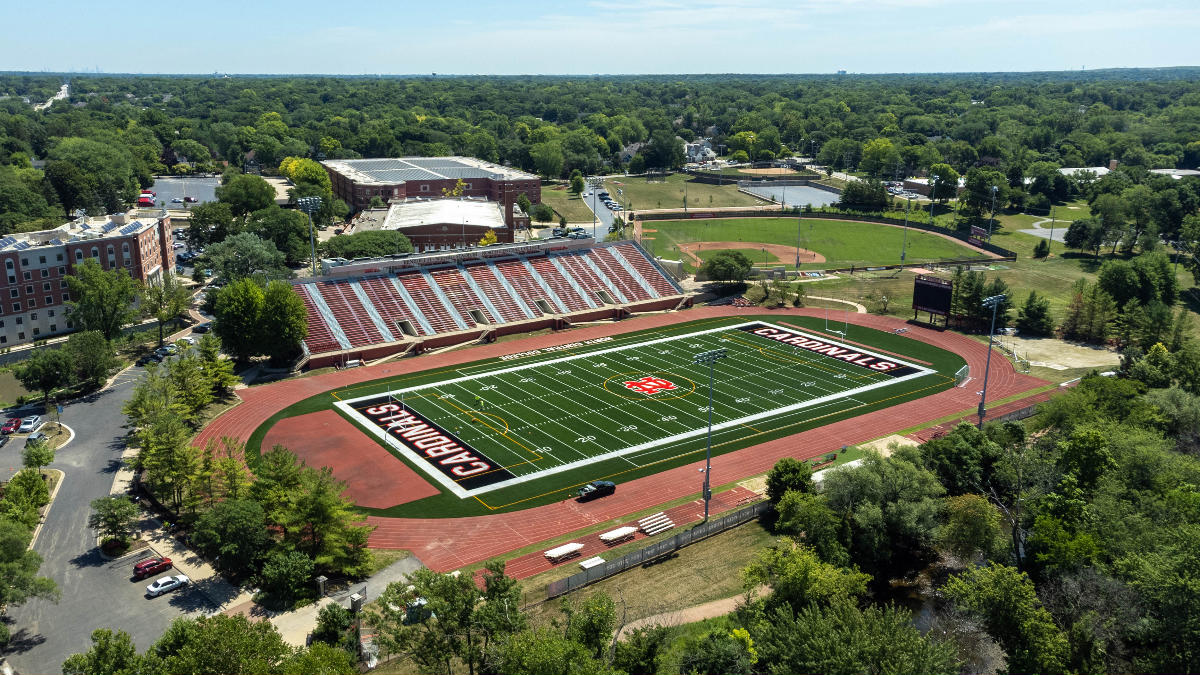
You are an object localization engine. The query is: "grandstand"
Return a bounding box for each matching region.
[293,240,688,368]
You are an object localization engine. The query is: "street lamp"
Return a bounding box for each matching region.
[928,174,939,225]
[297,196,322,278]
[693,348,727,522]
[987,185,999,242]
[977,294,1007,429]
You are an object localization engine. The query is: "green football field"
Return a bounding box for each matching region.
[319,316,961,513]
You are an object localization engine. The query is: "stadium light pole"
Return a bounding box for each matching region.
[1046,205,1056,257]
[693,348,727,522]
[977,293,1007,429]
[928,174,939,226]
[900,196,911,262]
[987,185,999,242]
[298,196,322,278]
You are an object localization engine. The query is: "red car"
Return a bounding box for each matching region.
[1,418,21,434]
[133,556,173,580]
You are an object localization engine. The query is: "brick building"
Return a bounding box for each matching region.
[321,157,541,218]
[0,209,175,347]
[351,198,527,252]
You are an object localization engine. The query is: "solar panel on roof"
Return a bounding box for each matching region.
[101,222,118,233]
[13,241,30,250]
[119,223,141,235]
[49,238,63,246]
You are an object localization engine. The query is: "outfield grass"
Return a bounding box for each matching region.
[539,185,596,223]
[248,315,963,518]
[695,247,783,264]
[603,174,766,211]
[646,218,983,270]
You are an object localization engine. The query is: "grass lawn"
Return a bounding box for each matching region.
[540,186,596,223]
[646,218,984,270]
[603,174,765,211]
[249,315,963,518]
[521,518,776,624]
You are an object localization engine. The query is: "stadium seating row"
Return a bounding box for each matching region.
[296,242,683,355]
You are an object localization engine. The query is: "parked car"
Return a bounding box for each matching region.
[133,556,173,580]
[1,417,21,434]
[184,196,199,203]
[145,574,190,597]
[171,197,184,204]
[192,322,211,334]
[26,431,48,445]
[577,480,616,501]
[18,416,42,433]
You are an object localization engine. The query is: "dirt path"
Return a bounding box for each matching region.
[680,241,826,265]
[617,593,747,638]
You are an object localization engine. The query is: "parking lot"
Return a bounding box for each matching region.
[68,548,214,638]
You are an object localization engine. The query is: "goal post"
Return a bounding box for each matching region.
[954,365,970,387]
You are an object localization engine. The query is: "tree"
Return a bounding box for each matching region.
[197,334,240,397]
[87,496,139,544]
[613,625,672,675]
[945,563,1069,675]
[859,137,901,177]
[260,550,315,607]
[765,457,814,504]
[643,129,685,169]
[677,628,757,675]
[22,438,54,476]
[205,232,289,284]
[701,250,753,283]
[939,494,1004,564]
[530,141,565,178]
[188,201,238,248]
[1033,238,1050,258]
[920,422,1003,496]
[192,499,270,576]
[928,163,960,203]
[492,627,611,675]
[216,173,276,216]
[775,491,850,566]
[570,174,585,195]
[0,518,59,611]
[516,193,533,217]
[64,330,117,389]
[563,592,616,659]
[1016,291,1055,336]
[321,230,412,259]
[282,465,372,573]
[749,599,960,675]
[65,259,140,341]
[2,469,50,528]
[311,602,356,654]
[742,538,870,612]
[62,629,146,675]
[1056,427,1116,492]
[141,274,192,346]
[44,160,95,216]
[149,614,294,674]
[15,347,74,406]
[261,280,309,364]
[531,202,554,224]
[479,229,499,246]
[838,178,890,210]
[247,206,311,265]
[212,277,264,362]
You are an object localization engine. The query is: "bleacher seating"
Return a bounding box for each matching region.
[316,282,383,347]
[359,276,431,337]
[430,267,497,325]
[295,242,684,357]
[464,262,530,323]
[527,255,593,311]
[297,287,343,354]
[398,272,464,333]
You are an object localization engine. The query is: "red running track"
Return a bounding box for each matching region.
[194,307,1048,572]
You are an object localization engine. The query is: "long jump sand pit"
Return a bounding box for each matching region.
[264,409,440,509]
[680,241,825,265]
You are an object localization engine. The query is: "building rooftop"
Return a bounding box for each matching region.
[1059,166,1111,178]
[365,199,510,232]
[0,209,163,253]
[322,156,537,186]
[1149,168,1200,179]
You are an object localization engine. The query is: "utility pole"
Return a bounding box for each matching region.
[1046,205,1056,257]
[987,185,999,242]
[693,348,727,522]
[901,197,911,262]
[978,294,1007,429]
[928,174,939,227]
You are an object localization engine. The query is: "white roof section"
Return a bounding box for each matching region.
[0,209,162,253]
[381,199,508,231]
[1149,168,1200,179]
[1059,166,1110,178]
[322,156,537,186]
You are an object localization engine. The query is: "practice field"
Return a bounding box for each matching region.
[646,217,986,270]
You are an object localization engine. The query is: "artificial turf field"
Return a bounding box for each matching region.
[250,315,965,516]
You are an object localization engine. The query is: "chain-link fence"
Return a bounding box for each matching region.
[546,501,770,599]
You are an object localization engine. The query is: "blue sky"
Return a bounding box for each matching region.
[3,0,1197,75]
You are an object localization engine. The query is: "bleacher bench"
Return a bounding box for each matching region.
[599,526,637,544]
[578,556,605,570]
[543,542,584,562]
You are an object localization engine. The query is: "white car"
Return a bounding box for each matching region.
[146,574,190,597]
[18,416,42,433]
[173,242,185,249]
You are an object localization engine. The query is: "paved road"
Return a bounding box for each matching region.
[581,184,616,237]
[4,368,214,675]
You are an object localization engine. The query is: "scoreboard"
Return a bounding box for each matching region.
[912,275,953,316]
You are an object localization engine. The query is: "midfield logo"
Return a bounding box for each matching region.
[623,376,678,395]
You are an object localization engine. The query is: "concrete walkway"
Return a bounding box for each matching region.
[806,295,867,313]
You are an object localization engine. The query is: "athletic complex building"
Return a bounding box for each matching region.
[322,156,541,213]
[293,238,689,368]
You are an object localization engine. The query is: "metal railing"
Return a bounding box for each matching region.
[545,500,770,599]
